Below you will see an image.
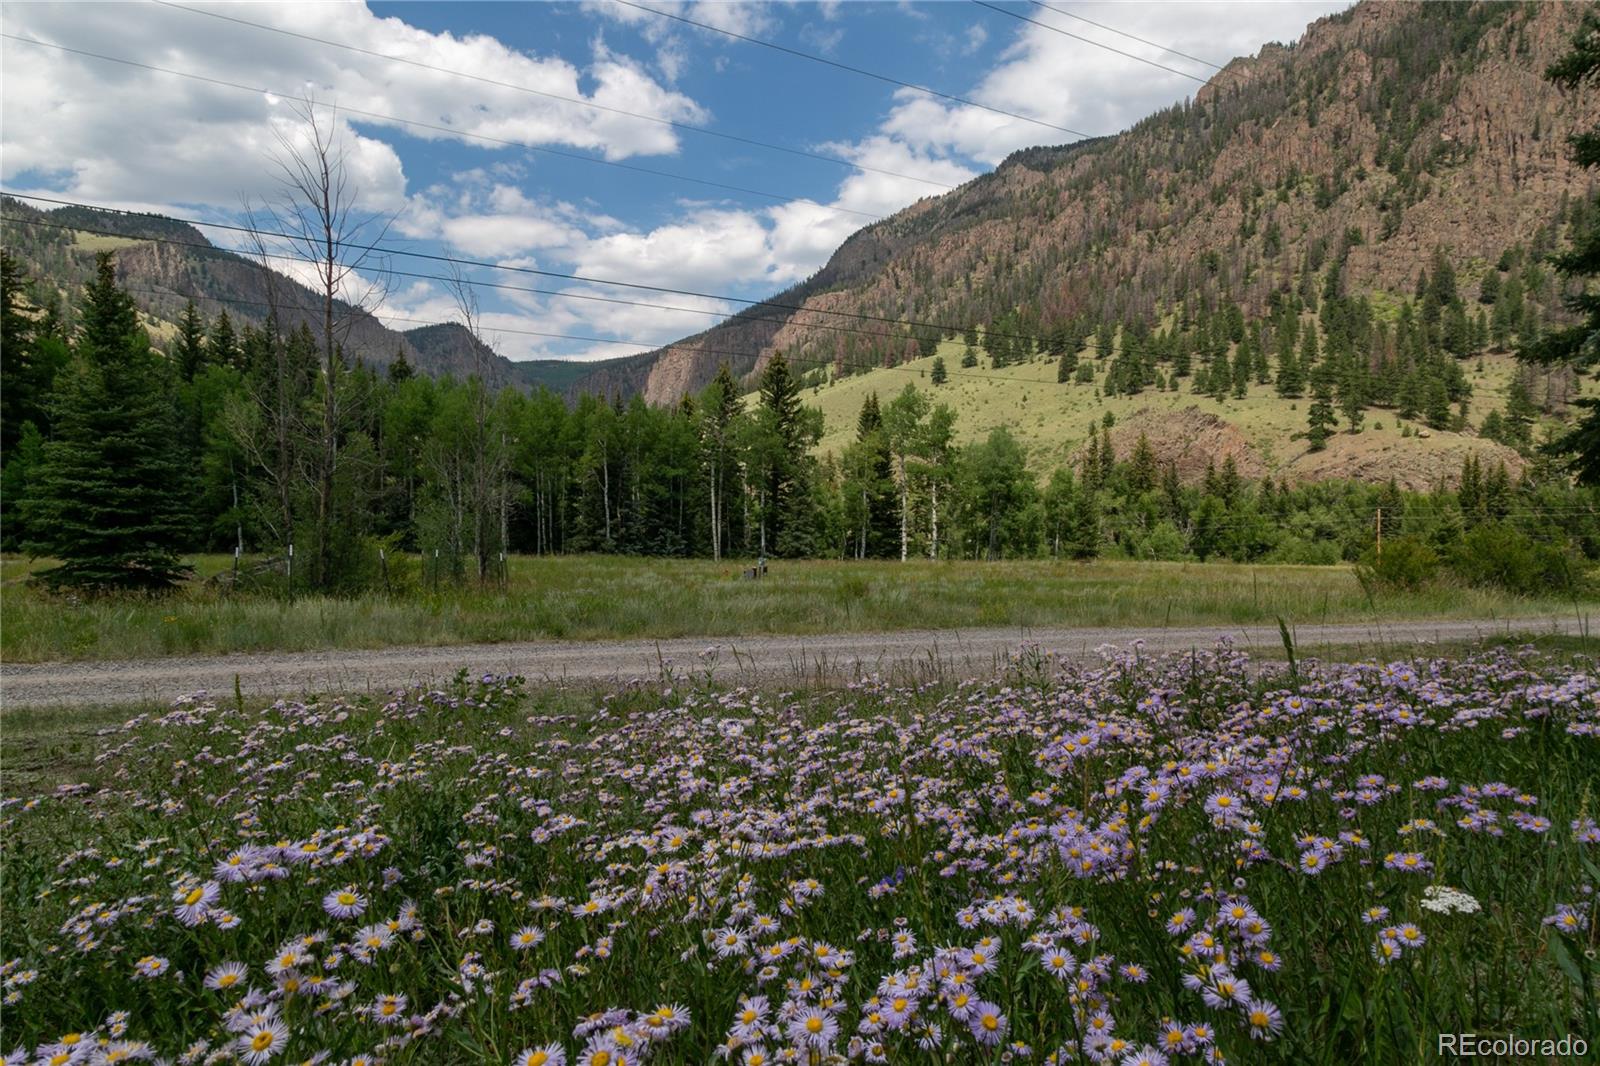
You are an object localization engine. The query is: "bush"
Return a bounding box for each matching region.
[1448,523,1586,596]
[1358,535,1440,590]
[1265,535,1342,565]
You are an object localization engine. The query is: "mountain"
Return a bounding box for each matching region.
[0,196,636,398]
[619,1,1597,407]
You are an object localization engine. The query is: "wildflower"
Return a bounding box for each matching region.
[1242,999,1283,1040]
[172,880,221,926]
[1383,852,1432,874]
[1544,904,1590,934]
[1420,886,1481,915]
[370,993,408,1025]
[205,961,249,991]
[511,926,546,951]
[968,1002,1008,1045]
[515,1046,567,1066]
[323,886,368,920]
[132,955,170,979]
[1393,924,1426,948]
[1165,908,1196,935]
[787,1008,838,1049]
[237,1019,289,1064]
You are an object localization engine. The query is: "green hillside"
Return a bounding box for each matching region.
[786,334,1577,492]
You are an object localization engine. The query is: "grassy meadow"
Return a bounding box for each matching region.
[3,647,1596,1064]
[1,552,1588,663]
[801,343,1564,477]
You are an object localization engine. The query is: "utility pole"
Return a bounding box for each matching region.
[1375,507,1383,558]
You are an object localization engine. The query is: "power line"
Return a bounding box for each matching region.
[6,213,1052,386]
[1,192,1045,345]
[1029,1,1225,72]
[970,1,1207,85]
[609,0,1096,141]
[148,0,960,195]
[0,31,886,224]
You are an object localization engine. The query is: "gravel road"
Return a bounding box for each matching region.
[1,615,1588,709]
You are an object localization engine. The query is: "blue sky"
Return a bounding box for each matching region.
[1,1,1346,360]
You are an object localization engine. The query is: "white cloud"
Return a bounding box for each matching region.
[873,1,1349,165]
[0,1,707,208]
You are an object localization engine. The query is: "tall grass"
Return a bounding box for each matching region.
[1,553,1586,662]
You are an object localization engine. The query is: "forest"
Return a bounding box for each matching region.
[2,244,1596,597]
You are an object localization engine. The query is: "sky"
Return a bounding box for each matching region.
[1,1,1348,362]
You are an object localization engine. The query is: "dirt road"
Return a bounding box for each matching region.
[1,615,1588,709]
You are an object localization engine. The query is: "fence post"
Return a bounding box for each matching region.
[286,542,294,599]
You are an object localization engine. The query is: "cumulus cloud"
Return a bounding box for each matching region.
[0,0,706,208]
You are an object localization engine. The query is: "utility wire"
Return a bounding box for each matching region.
[121,283,1062,388]
[7,213,1060,385]
[0,31,887,223]
[970,1,1207,85]
[149,0,959,194]
[2,192,1047,344]
[1029,1,1225,72]
[610,0,1096,140]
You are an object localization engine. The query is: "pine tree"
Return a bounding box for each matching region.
[175,299,208,382]
[1275,332,1303,397]
[1337,356,1366,433]
[1306,356,1338,451]
[22,254,191,589]
[1521,10,1600,482]
[930,355,947,385]
[207,309,240,370]
[960,346,978,369]
[1128,432,1158,494]
[1,251,39,454]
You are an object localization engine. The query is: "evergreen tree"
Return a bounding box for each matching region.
[753,353,819,556]
[1424,371,1453,430]
[388,350,415,383]
[930,355,947,385]
[1521,10,1600,483]
[175,299,208,382]
[1504,376,1538,444]
[1337,356,1366,433]
[960,346,978,369]
[1128,432,1158,494]
[207,309,240,371]
[1,251,39,454]
[1056,341,1078,383]
[21,254,191,589]
[1275,331,1303,397]
[1306,356,1338,451]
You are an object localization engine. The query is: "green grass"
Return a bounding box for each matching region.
[1,553,1587,662]
[800,342,1572,477]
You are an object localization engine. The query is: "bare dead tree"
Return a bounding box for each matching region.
[227,210,301,563]
[259,96,396,589]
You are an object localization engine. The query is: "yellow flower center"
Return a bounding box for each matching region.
[805,1017,823,1034]
[184,888,205,905]
[252,1032,275,1052]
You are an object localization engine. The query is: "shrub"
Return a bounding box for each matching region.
[1448,523,1586,596]
[1359,535,1440,590]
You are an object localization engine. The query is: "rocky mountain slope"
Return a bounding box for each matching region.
[625,0,1597,404]
[0,196,631,397]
